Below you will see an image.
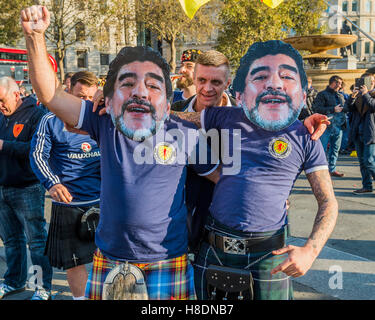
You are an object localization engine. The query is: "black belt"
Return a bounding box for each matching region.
[205,229,285,255]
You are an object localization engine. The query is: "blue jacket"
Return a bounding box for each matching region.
[0,96,46,187]
[30,112,101,204]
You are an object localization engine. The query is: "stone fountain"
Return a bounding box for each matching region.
[283,34,367,93]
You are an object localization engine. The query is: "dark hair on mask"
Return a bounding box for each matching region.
[233,40,307,94]
[103,46,172,100]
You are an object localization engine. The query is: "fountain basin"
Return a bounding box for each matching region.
[284,34,362,93]
[283,34,358,54]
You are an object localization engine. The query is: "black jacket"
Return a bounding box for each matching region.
[312,86,348,130]
[0,96,47,187]
[171,93,237,252]
[345,90,375,145]
[299,87,317,121]
[171,93,237,112]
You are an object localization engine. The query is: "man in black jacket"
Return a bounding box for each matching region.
[312,75,347,177]
[345,73,375,194]
[0,76,52,300]
[171,50,234,254]
[299,77,317,121]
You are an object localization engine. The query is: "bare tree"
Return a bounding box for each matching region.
[0,0,34,46]
[40,0,103,81]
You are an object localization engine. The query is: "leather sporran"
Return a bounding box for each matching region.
[206,264,254,300]
[76,207,100,241]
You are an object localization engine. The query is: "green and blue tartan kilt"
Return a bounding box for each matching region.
[193,237,293,300]
[85,248,196,300]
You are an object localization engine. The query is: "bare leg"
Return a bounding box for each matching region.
[66,265,88,298]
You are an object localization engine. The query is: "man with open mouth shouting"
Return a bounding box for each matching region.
[106,61,170,142]
[236,49,306,132]
[175,40,338,300]
[21,5,219,300]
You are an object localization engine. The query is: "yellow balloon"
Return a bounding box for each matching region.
[262,0,284,9]
[179,0,211,19]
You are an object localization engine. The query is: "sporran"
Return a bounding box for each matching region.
[102,262,149,300]
[76,207,100,241]
[206,264,254,300]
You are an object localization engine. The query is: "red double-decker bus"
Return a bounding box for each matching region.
[0,47,57,88]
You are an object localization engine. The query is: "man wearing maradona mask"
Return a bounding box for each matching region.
[190,40,338,300]
[105,58,170,141]
[235,40,306,131]
[21,5,220,300]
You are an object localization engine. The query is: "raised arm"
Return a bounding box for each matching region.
[271,169,338,277]
[20,5,81,127]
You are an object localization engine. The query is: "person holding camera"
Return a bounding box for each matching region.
[312,75,348,177]
[345,73,375,194]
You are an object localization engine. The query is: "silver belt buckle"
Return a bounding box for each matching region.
[223,236,246,255]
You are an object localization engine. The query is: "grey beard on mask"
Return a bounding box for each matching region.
[240,90,303,132]
[109,98,168,142]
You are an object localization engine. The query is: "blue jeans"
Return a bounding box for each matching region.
[320,125,343,172]
[0,183,52,290]
[353,137,375,190]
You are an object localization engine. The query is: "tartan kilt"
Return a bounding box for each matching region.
[45,202,97,270]
[85,248,196,300]
[194,240,294,300]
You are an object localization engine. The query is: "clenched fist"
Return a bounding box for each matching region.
[20,5,50,35]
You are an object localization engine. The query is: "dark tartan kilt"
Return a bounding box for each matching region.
[193,217,293,300]
[45,202,98,270]
[194,241,294,300]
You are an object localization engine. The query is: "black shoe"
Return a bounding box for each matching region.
[353,188,373,194]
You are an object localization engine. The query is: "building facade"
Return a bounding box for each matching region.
[322,0,375,69]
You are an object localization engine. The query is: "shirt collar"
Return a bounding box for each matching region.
[186,92,232,112]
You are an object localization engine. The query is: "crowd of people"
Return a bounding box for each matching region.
[0,4,371,301]
[295,72,375,194]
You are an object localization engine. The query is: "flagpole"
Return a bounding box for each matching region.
[324,0,375,43]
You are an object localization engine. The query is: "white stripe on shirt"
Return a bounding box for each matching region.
[305,165,329,175]
[52,198,100,207]
[32,113,61,186]
[75,100,86,129]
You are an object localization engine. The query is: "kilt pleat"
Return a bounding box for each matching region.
[45,203,97,270]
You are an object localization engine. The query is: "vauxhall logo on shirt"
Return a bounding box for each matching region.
[67,142,100,159]
[81,142,92,153]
